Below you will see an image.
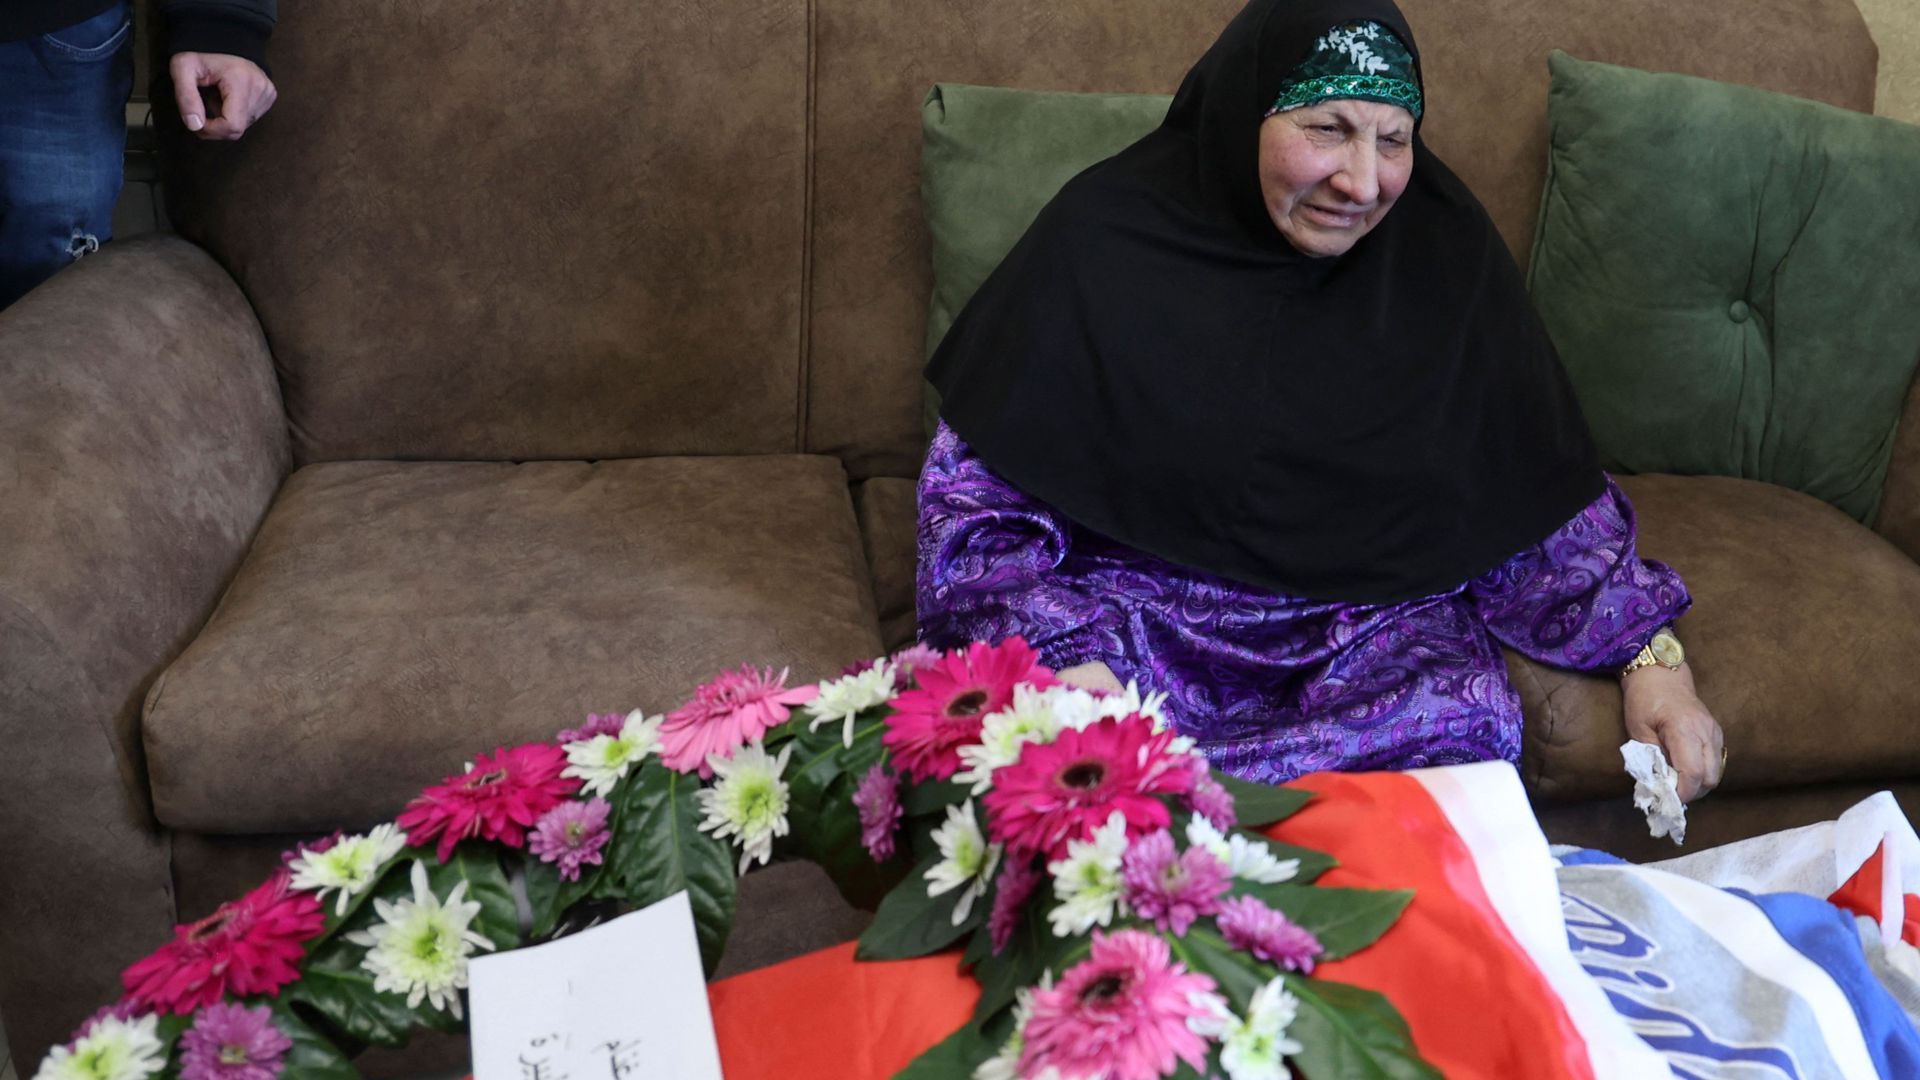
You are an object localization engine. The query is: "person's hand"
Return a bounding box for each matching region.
[171,53,277,140]
[1622,662,1724,803]
[1057,661,1125,694]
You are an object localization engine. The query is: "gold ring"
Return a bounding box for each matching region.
[1720,746,1729,767]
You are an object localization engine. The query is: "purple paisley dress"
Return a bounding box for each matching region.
[916,421,1691,783]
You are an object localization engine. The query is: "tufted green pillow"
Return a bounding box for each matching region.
[920,84,1171,434]
[1529,51,1920,523]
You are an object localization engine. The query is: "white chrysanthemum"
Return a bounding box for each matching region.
[1219,978,1305,1080]
[346,860,495,1019]
[563,709,662,796]
[805,662,896,747]
[925,799,1002,926]
[1186,817,1300,885]
[1046,811,1130,936]
[32,1014,164,1080]
[287,823,410,916]
[696,741,793,873]
[954,684,1070,793]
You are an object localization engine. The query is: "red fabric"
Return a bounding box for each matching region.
[1269,771,1594,1080]
[1826,842,1920,947]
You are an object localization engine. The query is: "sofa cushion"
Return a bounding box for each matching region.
[144,456,884,833]
[1515,473,1920,802]
[1529,52,1920,524]
[852,477,919,651]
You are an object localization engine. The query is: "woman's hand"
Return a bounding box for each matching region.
[1622,662,1724,802]
[1057,661,1125,694]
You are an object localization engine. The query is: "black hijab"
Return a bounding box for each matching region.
[926,0,1604,606]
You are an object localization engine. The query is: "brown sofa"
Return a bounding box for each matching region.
[0,0,1908,1066]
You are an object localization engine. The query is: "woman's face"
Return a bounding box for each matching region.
[1257,99,1415,257]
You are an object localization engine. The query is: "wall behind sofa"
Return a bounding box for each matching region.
[1858,0,1920,124]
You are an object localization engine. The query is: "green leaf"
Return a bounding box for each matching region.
[269,1002,363,1079]
[1214,774,1314,828]
[784,722,899,909]
[856,853,983,960]
[901,779,970,818]
[604,761,738,976]
[1285,976,1440,1080]
[1177,928,1271,1013]
[1236,883,1413,960]
[524,853,603,940]
[891,1020,999,1079]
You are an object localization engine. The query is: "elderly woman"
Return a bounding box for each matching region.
[917,0,1727,800]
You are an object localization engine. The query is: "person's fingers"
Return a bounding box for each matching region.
[1664,724,1709,804]
[170,54,208,132]
[1702,714,1726,793]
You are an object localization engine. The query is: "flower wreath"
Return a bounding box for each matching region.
[37,638,1435,1080]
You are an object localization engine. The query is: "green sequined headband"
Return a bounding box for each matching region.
[1266,21,1423,122]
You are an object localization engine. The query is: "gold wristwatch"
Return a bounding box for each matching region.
[1621,627,1685,678]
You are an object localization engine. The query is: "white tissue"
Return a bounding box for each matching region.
[1621,740,1687,846]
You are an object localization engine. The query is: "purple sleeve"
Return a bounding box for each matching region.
[1468,476,1692,672]
[915,422,1110,667]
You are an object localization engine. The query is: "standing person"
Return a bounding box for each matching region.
[0,0,278,310]
[917,0,1727,799]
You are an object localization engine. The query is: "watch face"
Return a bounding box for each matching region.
[1650,634,1684,668]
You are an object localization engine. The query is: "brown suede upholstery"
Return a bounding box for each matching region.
[1519,474,1920,801]
[0,0,1896,1069]
[0,237,289,1059]
[799,0,1876,483]
[159,0,812,466]
[854,477,920,651]
[145,456,882,831]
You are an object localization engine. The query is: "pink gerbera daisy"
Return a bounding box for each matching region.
[1217,894,1323,973]
[528,798,614,882]
[1020,929,1223,1080]
[658,665,816,776]
[177,1001,293,1080]
[852,762,903,862]
[983,715,1195,861]
[882,637,1056,782]
[397,743,582,862]
[121,874,326,1015]
[988,855,1043,954]
[1121,830,1231,936]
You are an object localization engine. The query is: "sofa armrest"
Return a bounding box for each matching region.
[0,236,290,1063]
[1875,365,1920,564]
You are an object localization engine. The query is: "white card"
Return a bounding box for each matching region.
[469,890,725,1080]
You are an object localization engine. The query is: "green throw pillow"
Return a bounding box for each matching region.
[920,83,1171,434]
[1529,51,1920,523]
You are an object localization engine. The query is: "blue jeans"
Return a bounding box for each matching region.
[0,1,133,310]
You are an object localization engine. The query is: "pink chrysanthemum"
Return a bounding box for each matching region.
[67,1001,142,1047]
[397,743,582,862]
[121,875,326,1015]
[1020,929,1223,1080]
[1121,829,1231,936]
[988,856,1043,954]
[278,830,343,866]
[983,715,1195,861]
[528,798,613,882]
[1184,773,1237,831]
[177,1001,293,1080]
[882,637,1056,782]
[1217,894,1323,973]
[889,642,946,683]
[852,763,903,862]
[557,711,628,745]
[658,665,816,776]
